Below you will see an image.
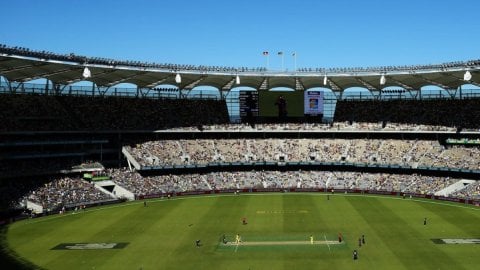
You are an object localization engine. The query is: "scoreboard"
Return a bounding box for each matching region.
[239,91,259,118]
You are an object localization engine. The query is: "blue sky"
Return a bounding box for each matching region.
[1,0,479,71]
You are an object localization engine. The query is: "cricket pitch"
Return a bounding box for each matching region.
[223,240,343,246]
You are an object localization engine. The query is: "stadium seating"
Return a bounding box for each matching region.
[334,99,480,129]
[125,139,480,171]
[0,93,229,131]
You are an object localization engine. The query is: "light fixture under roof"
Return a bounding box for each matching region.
[175,73,181,84]
[82,67,91,78]
[380,74,386,85]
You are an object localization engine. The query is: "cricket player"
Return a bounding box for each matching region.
[235,234,241,244]
[310,235,314,244]
[222,234,227,244]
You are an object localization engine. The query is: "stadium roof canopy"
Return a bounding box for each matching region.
[1,45,479,92]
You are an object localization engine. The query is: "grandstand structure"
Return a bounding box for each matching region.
[2,44,480,122]
[1,44,480,218]
[1,44,479,93]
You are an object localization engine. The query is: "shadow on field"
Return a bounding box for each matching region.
[0,226,41,270]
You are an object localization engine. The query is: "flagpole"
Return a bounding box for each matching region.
[267,54,270,70]
[293,52,297,72]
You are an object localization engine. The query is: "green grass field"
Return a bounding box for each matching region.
[5,193,480,270]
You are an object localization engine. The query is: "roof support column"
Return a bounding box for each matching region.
[445,88,456,99]
[333,91,342,100]
[220,90,228,100]
[404,89,415,99]
[11,82,24,94]
[45,79,49,95]
[6,79,12,94]
[53,83,62,95]
[91,82,96,97]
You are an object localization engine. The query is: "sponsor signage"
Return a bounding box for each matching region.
[431,239,480,244]
[52,242,129,250]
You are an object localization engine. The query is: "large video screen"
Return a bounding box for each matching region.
[258,91,304,117]
[304,91,324,115]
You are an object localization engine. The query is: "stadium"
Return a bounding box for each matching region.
[1,42,480,269]
[2,2,480,268]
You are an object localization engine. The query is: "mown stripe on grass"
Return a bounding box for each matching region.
[415,200,480,236]
[323,196,405,269]
[282,194,323,234]
[10,193,479,230]
[348,197,466,270]
[165,195,253,269]
[45,199,187,270]
[8,207,141,270]
[7,193,480,270]
[282,194,337,270]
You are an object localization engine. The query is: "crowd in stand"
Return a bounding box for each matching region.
[334,99,480,130]
[0,93,229,131]
[2,44,478,74]
[451,181,480,200]
[0,94,79,131]
[0,158,86,178]
[3,92,480,132]
[126,139,480,171]
[23,176,114,211]
[0,44,266,73]
[296,59,480,73]
[108,169,210,195]
[169,122,458,132]
[0,177,45,210]
[5,168,477,213]
[107,169,461,198]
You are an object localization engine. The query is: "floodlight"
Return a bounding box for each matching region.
[175,73,181,84]
[323,75,328,86]
[380,74,386,85]
[464,70,472,81]
[236,75,240,85]
[82,67,91,78]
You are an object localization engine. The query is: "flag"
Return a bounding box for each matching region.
[262,51,269,56]
[278,51,283,55]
